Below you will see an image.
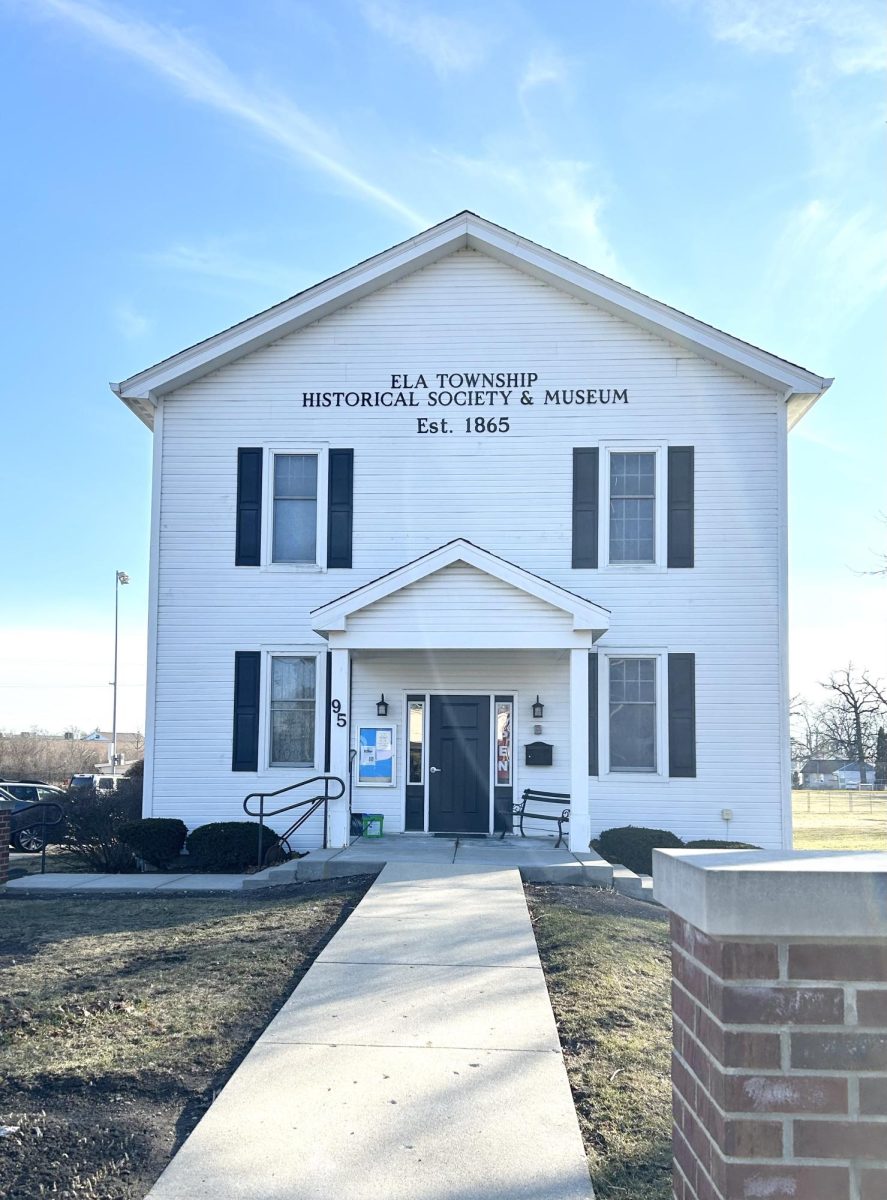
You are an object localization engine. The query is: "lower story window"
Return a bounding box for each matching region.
[609,656,657,772]
[270,655,316,766]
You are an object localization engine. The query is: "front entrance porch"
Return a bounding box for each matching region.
[311,540,610,854]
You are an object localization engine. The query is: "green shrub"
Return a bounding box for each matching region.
[683,839,760,851]
[63,787,142,872]
[119,818,187,869]
[597,825,685,876]
[186,821,278,871]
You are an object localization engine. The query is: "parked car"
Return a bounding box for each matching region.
[0,779,67,806]
[68,773,118,792]
[1,784,65,853]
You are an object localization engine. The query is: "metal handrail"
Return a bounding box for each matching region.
[14,801,66,875]
[242,775,346,869]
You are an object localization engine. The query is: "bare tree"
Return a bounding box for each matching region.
[790,696,827,763]
[818,666,886,783]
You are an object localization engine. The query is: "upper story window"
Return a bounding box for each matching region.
[272,454,318,564]
[609,452,656,564]
[269,655,316,766]
[608,656,657,773]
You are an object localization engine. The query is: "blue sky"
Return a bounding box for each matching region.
[1,0,884,734]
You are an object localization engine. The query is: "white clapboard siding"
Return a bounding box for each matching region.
[344,563,578,639]
[149,247,787,849]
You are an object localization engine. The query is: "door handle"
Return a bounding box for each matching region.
[429,766,441,774]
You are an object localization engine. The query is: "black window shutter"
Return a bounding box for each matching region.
[232,651,261,771]
[588,653,599,776]
[327,449,354,568]
[668,653,696,778]
[667,447,694,568]
[572,448,599,568]
[235,448,263,566]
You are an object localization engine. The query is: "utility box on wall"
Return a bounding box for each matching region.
[524,741,553,767]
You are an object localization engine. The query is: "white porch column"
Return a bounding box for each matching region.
[328,648,351,848]
[569,647,591,853]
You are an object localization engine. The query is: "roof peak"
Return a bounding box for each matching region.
[112,212,831,429]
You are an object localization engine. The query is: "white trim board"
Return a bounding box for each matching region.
[111,212,832,429]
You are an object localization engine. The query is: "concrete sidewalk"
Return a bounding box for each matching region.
[146,859,594,1199]
[5,833,613,893]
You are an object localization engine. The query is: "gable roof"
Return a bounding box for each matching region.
[310,538,610,638]
[112,210,831,430]
[801,758,846,774]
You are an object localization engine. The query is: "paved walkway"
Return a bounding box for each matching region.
[146,857,594,1199]
[6,833,612,893]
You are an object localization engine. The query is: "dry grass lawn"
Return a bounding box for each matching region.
[0,879,371,1199]
[792,792,886,851]
[526,883,672,1200]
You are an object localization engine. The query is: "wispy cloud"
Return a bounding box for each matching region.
[764,198,887,332]
[146,240,307,294]
[680,0,886,76]
[519,47,571,96]
[112,301,150,339]
[358,0,493,75]
[429,149,623,279]
[28,0,425,226]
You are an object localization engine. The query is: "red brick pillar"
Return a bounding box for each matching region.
[0,809,10,885]
[654,849,887,1200]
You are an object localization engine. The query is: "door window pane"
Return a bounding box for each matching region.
[609,452,655,563]
[408,701,425,784]
[272,454,317,563]
[270,656,316,765]
[496,701,513,785]
[609,657,657,772]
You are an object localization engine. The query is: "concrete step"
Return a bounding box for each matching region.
[611,866,655,902]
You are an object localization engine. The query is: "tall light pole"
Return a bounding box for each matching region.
[112,570,130,777]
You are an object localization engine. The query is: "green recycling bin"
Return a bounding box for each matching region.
[362,813,384,839]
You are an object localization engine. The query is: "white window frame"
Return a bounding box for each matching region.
[259,648,326,771]
[262,444,328,571]
[598,650,669,780]
[600,443,667,571]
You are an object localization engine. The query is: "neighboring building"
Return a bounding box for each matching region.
[113,213,832,852]
[80,730,145,772]
[801,759,848,788]
[834,762,876,789]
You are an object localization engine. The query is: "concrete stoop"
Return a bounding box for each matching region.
[241,847,617,890]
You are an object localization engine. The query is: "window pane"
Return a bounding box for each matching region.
[408,701,424,784]
[271,656,315,701]
[272,455,318,563]
[274,454,317,497]
[270,705,314,765]
[496,702,513,786]
[609,657,657,772]
[273,498,317,562]
[270,656,316,765]
[609,452,655,563]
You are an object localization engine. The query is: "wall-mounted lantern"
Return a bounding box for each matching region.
[376,694,389,717]
[532,695,544,719]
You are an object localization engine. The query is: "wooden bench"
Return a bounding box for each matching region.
[506,788,571,848]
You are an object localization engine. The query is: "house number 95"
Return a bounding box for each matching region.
[331,699,347,727]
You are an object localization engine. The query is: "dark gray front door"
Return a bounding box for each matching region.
[428,695,491,834]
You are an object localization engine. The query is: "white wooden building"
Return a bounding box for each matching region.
[113,213,831,852]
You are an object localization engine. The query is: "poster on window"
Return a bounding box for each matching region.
[496,702,512,786]
[357,726,396,786]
